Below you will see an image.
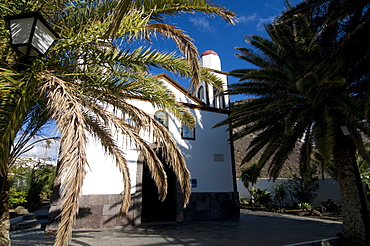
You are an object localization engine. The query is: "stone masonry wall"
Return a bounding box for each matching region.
[47,193,141,230]
[183,192,240,221]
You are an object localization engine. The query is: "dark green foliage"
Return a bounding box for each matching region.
[320,199,341,214]
[218,0,370,242]
[8,188,26,209]
[297,202,311,211]
[240,162,261,188]
[287,175,319,204]
[249,187,272,206]
[218,1,370,181]
[273,182,288,207]
[362,172,370,200]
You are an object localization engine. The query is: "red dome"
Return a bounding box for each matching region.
[201,50,218,57]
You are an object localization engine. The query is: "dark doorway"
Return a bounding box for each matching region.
[141,159,177,222]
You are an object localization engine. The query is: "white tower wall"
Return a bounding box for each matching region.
[201,53,221,70]
[199,50,229,109]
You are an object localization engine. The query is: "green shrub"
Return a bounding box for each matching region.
[287,175,319,204]
[321,199,341,213]
[239,194,248,204]
[9,158,56,211]
[361,171,370,200]
[249,187,272,206]
[297,202,312,211]
[9,188,27,209]
[273,182,288,207]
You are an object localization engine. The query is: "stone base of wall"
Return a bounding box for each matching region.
[46,194,141,231]
[47,191,240,230]
[183,192,240,221]
[77,194,141,229]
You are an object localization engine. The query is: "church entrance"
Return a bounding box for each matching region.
[141,160,177,222]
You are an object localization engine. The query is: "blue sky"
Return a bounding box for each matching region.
[150,0,302,101]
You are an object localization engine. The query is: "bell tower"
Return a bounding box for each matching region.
[196,50,229,109]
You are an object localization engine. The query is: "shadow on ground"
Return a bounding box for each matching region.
[10,212,342,246]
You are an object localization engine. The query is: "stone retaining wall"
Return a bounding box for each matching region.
[183,192,240,221]
[237,178,341,206]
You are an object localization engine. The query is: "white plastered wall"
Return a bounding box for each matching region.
[81,77,235,195]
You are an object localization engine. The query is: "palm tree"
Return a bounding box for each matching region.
[240,162,260,189]
[282,1,370,243]
[0,1,236,245]
[218,9,370,244]
[240,162,261,207]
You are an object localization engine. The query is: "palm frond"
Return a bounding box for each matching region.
[147,23,200,92]
[0,70,38,176]
[107,0,236,37]
[39,72,88,246]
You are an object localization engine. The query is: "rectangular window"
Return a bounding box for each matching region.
[181,124,195,140]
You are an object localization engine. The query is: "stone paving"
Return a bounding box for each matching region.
[10,211,343,246]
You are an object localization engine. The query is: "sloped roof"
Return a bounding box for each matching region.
[154,73,229,114]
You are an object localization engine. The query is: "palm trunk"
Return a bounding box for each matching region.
[334,131,370,245]
[0,175,10,246]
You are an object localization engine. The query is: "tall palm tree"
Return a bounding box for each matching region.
[218,9,370,244]
[282,1,370,243]
[0,1,236,245]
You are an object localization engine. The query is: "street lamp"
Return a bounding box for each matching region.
[6,12,59,57]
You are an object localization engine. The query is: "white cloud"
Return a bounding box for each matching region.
[189,17,215,33]
[238,13,258,24]
[237,13,276,32]
[256,16,276,32]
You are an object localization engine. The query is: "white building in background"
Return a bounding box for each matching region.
[48,50,239,229]
[15,157,57,167]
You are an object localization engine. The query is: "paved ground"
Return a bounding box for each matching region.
[10,211,343,246]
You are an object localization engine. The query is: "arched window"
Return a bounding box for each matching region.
[197,86,205,103]
[154,110,168,128]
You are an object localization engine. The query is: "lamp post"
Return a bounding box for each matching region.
[5,12,59,57]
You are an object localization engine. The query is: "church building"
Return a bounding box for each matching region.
[48,50,239,229]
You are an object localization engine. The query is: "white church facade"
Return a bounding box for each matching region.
[48,50,239,229]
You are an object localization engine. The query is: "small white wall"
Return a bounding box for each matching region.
[237,178,341,207]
